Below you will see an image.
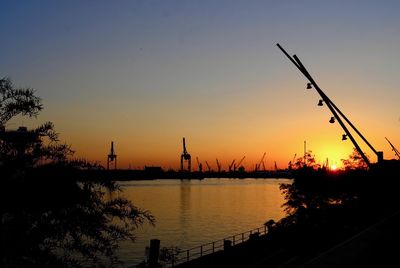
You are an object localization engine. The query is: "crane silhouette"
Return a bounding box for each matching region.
[228,159,236,172]
[180,137,191,172]
[196,157,203,172]
[234,156,246,171]
[216,159,221,172]
[255,152,266,172]
[107,141,117,170]
[385,137,400,160]
[277,43,383,168]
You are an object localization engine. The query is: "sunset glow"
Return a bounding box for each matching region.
[4,2,400,268]
[2,1,400,170]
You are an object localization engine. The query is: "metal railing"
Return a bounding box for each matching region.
[167,225,268,267]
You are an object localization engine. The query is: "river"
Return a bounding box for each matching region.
[116,178,291,266]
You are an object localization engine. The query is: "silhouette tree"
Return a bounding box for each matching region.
[291,150,320,170]
[0,77,42,127]
[1,77,154,267]
[341,147,369,170]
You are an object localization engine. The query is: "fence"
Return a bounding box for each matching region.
[166,225,268,267]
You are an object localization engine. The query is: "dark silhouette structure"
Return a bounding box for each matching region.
[107,141,117,170]
[385,137,400,160]
[277,43,384,168]
[180,137,191,172]
[255,152,266,172]
[216,158,221,172]
[196,157,203,172]
[234,156,245,172]
[228,159,235,172]
[205,160,212,172]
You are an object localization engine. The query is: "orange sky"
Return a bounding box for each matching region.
[3,1,400,170]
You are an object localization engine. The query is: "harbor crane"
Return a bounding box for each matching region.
[107,141,117,170]
[235,156,246,171]
[196,157,203,172]
[385,137,400,160]
[255,152,266,171]
[216,159,221,172]
[277,43,384,168]
[205,161,212,172]
[180,137,191,172]
[228,159,236,172]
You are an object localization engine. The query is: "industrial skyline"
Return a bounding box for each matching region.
[2,1,400,169]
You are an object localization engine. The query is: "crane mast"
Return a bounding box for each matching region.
[180,137,191,172]
[107,141,117,170]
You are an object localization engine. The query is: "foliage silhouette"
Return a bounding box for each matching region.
[341,147,370,170]
[290,150,320,170]
[265,151,400,267]
[1,77,155,267]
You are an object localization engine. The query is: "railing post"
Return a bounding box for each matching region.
[175,225,273,265]
[223,240,232,251]
[148,239,160,268]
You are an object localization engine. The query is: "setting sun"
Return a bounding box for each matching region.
[331,164,337,171]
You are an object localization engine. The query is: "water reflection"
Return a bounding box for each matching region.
[180,179,191,241]
[118,178,291,265]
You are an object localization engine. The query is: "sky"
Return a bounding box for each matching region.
[1,0,400,170]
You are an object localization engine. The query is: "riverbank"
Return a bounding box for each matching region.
[169,167,400,267]
[175,207,400,268]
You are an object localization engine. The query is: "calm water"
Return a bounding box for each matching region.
[116,178,291,266]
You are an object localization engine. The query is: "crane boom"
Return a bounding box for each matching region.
[236,156,246,168]
[385,137,400,160]
[256,152,266,171]
[277,43,381,168]
[229,159,235,172]
[205,161,211,172]
[216,159,221,172]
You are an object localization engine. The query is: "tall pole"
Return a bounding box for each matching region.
[304,140,307,167]
[277,44,374,168]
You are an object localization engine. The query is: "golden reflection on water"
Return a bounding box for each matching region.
[117,178,291,265]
